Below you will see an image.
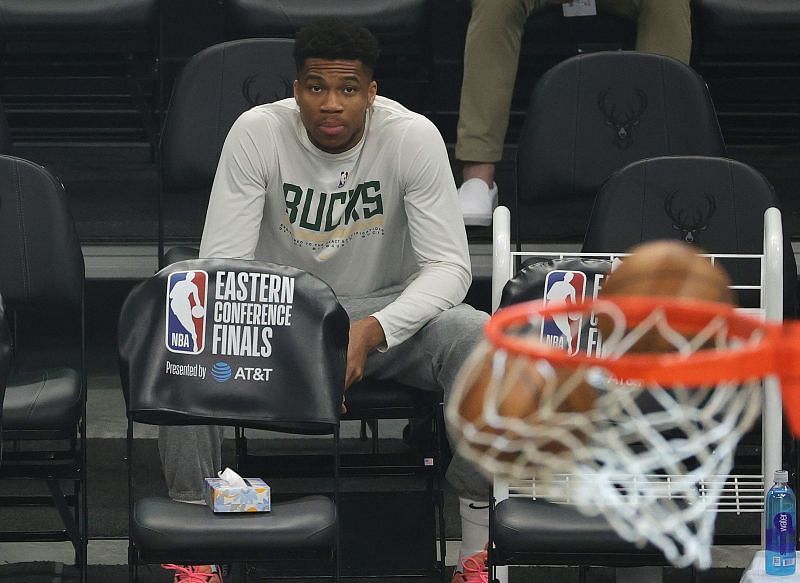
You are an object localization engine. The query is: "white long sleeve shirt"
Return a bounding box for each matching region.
[199,96,471,348]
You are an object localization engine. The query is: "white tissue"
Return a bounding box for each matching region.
[218,467,248,487]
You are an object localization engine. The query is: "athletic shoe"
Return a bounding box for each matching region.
[450,550,488,583]
[161,564,223,583]
[458,178,497,226]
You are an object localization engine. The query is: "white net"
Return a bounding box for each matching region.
[446,298,765,569]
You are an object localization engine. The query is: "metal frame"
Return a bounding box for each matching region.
[488,205,785,582]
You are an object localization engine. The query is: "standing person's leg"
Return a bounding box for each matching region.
[456,0,541,225]
[599,0,691,64]
[358,303,492,576]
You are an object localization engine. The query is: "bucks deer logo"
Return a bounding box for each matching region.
[664,191,717,243]
[598,88,649,149]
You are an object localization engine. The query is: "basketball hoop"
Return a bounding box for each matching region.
[447,295,800,569]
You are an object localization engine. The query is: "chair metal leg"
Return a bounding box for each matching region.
[46,480,80,548]
[579,565,588,583]
[128,545,136,583]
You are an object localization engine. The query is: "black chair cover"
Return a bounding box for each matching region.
[119,259,348,430]
[500,257,611,309]
[516,51,725,241]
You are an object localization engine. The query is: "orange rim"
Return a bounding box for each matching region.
[485,296,783,386]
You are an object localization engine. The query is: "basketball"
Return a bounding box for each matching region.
[598,240,734,352]
[601,240,734,304]
[191,305,205,319]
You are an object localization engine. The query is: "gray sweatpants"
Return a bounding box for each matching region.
[159,291,492,502]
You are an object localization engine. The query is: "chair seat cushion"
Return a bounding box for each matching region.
[0,0,157,31]
[2,367,81,431]
[343,378,440,419]
[694,0,800,57]
[226,0,427,39]
[133,495,336,559]
[493,498,660,554]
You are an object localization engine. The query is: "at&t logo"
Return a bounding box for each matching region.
[210,362,273,383]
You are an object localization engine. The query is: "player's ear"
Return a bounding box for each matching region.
[368,80,377,106]
[293,79,299,101]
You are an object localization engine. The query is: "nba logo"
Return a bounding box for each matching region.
[165,270,208,354]
[541,270,586,356]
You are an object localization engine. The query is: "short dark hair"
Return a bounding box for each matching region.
[294,18,380,75]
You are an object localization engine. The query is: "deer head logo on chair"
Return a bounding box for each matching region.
[597,88,648,149]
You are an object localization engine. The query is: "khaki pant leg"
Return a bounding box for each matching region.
[456,0,543,163]
[599,0,692,64]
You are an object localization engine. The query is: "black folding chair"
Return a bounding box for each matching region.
[0,155,87,582]
[159,38,448,577]
[118,258,348,581]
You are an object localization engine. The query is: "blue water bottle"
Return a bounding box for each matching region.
[766,469,797,576]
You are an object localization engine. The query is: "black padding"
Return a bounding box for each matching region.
[343,378,440,419]
[493,498,661,555]
[226,0,427,40]
[164,246,200,266]
[161,38,296,193]
[694,0,800,57]
[516,51,724,242]
[500,257,611,308]
[0,0,157,31]
[0,296,9,428]
[118,259,348,430]
[2,368,82,431]
[0,156,84,308]
[133,495,336,558]
[582,156,798,316]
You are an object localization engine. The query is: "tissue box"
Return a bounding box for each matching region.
[203,477,271,513]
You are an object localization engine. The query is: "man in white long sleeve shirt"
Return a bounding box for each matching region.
[158,19,492,583]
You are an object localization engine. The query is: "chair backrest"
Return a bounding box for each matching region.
[582,155,798,317]
[516,51,725,242]
[118,258,349,432]
[225,0,428,44]
[0,0,157,34]
[0,293,9,430]
[0,155,84,308]
[161,38,296,194]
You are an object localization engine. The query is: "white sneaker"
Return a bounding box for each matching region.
[458,178,497,226]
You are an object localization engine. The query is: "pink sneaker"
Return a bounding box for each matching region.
[451,550,488,583]
[161,564,223,583]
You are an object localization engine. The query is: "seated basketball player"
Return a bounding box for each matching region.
[158,18,492,583]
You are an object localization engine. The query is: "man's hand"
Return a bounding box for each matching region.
[345,316,386,390]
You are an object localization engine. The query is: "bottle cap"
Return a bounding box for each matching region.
[775,470,789,482]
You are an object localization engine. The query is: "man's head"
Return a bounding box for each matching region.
[293,19,380,154]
